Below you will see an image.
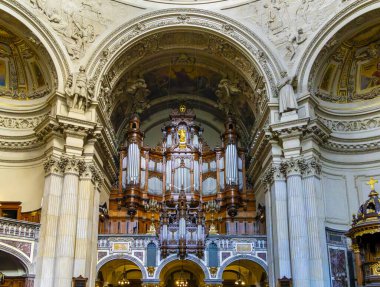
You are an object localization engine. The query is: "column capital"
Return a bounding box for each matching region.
[43,155,66,175]
[262,163,285,185]
[280,157,303,176]
[61,155,85,175]
[301,157,322,177]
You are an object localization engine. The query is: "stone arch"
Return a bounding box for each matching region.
[154,254,211,280]
[295,1,380,93]
[96,253,148,279]
[0,1,71,91]
[217,254,268,279]
[86,8,285,102]
[0,242,33,275]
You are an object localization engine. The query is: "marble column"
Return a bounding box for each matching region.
[34,155,65,287]
[73,163,96,278]
[284,159,310,287]
[54,157,83,287]
[263,165,291,285]
[302,158,330,287]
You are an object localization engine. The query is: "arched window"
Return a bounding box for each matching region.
[208,242,218,267]
[147,242,157,267]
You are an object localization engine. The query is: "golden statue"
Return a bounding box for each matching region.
[178,129,186,148]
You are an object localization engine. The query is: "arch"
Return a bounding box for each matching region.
[154,254,210,280]
[96,253,148,279]
[217,254,268,279]
[0,1,71,92]
[86,8,285,102]
[0,242,33,275]
[295,1,380,93]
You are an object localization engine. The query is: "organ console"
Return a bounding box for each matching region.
[105,105,259,258]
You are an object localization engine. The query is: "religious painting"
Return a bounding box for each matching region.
[0,59,8,89]
[328,247,348,287]
[29,61,46,88]
[359,58,380,91]
[143,61,221,102]
[320,64,336,92]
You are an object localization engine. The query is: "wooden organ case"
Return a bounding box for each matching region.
[105,106,259,259]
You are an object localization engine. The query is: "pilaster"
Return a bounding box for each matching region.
[282,158,311,287]
[301,157,330,287]
[34,155,65,287]
[263,164,291,284]
[54,156,83,287]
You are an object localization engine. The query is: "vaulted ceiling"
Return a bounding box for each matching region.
[100,30,267,148]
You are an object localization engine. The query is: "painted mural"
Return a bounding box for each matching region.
[0,59,7,88]
[360,59,380,91]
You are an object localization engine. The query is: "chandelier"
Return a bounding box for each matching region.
[117,266,130,286]
[234,260,246,286]
[175,261,188,287]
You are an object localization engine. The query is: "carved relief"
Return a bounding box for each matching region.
[126,78,151,115]
[0,114,47,129]
[320,116,380,132]
[28,0,108,60]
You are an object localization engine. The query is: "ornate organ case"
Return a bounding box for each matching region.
[106,106,258,258]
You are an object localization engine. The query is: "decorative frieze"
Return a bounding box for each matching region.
[0,114,47,129]
[319,116,380,132]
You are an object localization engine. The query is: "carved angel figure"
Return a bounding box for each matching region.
[127,78,151,114]
[278,74,298,114]
[215,79,241,114]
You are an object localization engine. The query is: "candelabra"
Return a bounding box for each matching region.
[205,200,220,235]
[144,199,160,235]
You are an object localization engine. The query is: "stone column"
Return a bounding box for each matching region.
[284,158,310,287]
[73,162,96,278]
[89,167,102,287]
[35,155,65,287]
[301,158,330,287]
[263,165,291,285]
[54,156,83,287]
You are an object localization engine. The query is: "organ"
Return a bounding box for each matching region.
[104,105,260,258]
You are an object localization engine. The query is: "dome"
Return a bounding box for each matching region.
[310,10,380,104]
[0,23,55,100]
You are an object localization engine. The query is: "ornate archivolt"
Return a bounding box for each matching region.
[86,9,284,99]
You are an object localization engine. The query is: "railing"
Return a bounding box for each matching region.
[98,234,157,249]
[209,234,267,250]
[0,217,40,240]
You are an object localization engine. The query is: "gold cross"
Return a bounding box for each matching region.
[367,177,378,191]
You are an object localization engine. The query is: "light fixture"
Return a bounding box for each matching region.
[234,260,246,286]
[175,261,188,287]
[117,265,130,286]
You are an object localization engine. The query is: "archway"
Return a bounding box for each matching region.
[221,258,268,287]
[159,259,206,287]
[96,259,143,287]
[0,250,30,287]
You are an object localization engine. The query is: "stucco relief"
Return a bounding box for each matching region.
[227,0,350,62]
